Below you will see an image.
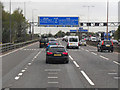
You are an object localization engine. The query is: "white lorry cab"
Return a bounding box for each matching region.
[66,36,79,49]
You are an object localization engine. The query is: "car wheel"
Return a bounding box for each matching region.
[46,58,49,64]
[77,47,79,49]
[100,49,103,52]
[64,60,69,64]
[97,48,99,52]
[111,50,113,52]
[67,46,69,49]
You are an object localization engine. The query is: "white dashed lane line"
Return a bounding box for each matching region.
[48,82,59,84]
[48,77,58,79]
[81,70,95,86]
[91,52,97,55]
[69,55,74,61]
[73,61,80,68]
[113,61,120,65]
[99,55,109,60]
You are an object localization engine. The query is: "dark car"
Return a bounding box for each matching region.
[39,38,49,48]
[46,45,69,64]
[46,41,59,51]
[97,40,114,52]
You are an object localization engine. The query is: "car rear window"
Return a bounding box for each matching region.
[69,38,78,42]
[49,42,57,45]
[104,41,112,45]
[48,47,65,53]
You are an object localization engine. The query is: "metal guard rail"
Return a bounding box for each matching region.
[0,39,39,53]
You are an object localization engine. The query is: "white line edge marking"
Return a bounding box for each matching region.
[114,77,120,79]
[48,82,59,84]
[73,61,80,68]
[113,61,120,65]
[91,52,97,55]
[81,70,95,85]
[21,70,26,72]
[48,77,58,79]
[45,69,61,72]
[85,50,89,52]
[69,55,74,61]
[99,55,109,60]
[0,42,38,57]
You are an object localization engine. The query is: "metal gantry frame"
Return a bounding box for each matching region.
[29,22,120,27]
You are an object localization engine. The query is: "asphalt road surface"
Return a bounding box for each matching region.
[1,39,120,89]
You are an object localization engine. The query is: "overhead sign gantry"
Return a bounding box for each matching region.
[38,15,79,27]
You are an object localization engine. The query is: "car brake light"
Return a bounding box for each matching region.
[56,43,58,45]
[78,43,79,46]
[63,52,68,55]
[47,52,53,55]
[102,41,104,45]
[67,43,69,45]
[47,43,49,46]
[111,41,113,45]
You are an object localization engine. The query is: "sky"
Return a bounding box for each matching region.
[1,0,120,35]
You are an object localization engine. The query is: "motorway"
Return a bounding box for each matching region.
[1,39,120,89]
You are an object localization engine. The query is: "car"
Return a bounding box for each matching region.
[46,45,69,64]
[79,40,87,46]
[66,36,79,49]
[49,38,57,42]
[112,40,118,45]
[39,38,49,48]
[46,41,59,51]
[97,40,114,52]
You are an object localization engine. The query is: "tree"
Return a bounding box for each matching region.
[114,25,120,40]
[54,31,65,37]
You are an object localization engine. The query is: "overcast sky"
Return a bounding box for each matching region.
[1,0,120,34]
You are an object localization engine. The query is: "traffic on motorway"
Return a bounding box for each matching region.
[1,0,120,90]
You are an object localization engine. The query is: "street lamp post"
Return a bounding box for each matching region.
[9,0,12,43]
[32,9,37,40]
[83,5,95,33]
[106,0,109,40]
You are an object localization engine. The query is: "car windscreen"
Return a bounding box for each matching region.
[69,38,78,42]
[104,41,112,45]
[48,47,65,53]
[49,42,57,45]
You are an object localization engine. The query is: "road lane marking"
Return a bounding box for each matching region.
[1,42,38,57]
[28,63,32,65]
[48,77,58,79]
[48,72,58,74]
[15,76,20,80]
[114,77,120,79]
[81,70,95,85]
[81,48,84,50]
[73,61,80,68]
[18,73,23,76]
[21,70,26,72]
[48,82,59,84]
[85,50,89,52]
[113,61,120,65]
[45,69,61,72]
[69,55,74,61]
[108,73,117,75]
[99,55,109,60]
[91,52,97,55]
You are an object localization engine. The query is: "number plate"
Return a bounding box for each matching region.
[106,45,110,47]
[41,43,44,44]
[54,54,61,56]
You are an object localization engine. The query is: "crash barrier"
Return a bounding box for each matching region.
[86,41,120,53]
[0,39,39,53]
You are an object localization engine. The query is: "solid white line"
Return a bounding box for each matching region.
[114,77,120,79]
[48,77,58,79]
[113,61,120,65]
[0,42,38,57]
[99,55,109,60]
[69,55,74,61]
[73,61,80,68]
[48,82,59,84]
[91,52,97,55]
[81,70,95,85]
[28,63,32,65]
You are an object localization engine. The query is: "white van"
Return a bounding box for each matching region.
[66,36,79,49]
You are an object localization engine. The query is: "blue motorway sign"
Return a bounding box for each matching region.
[70,29,88,32]
[38,16,79,26]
